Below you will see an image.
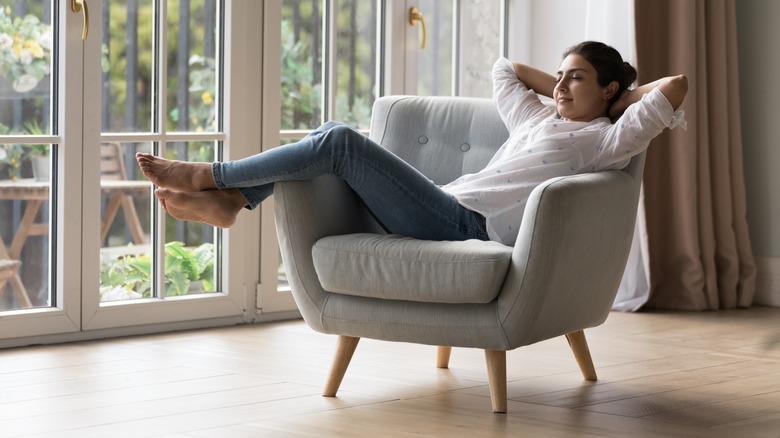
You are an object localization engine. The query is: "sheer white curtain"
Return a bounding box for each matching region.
[583,0,649,311]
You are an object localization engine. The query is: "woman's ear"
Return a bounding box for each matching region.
[604,81,619,100]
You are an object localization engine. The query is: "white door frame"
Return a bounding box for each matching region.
[79,0,257,331]
[254,1,299,316]
[0,0,84,346]
[1,1,271,348]
[254,0,509,315]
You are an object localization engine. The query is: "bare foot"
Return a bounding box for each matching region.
[136,153,216,192]
[155,188,248,228]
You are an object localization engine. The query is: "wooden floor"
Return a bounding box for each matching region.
[2,307,780,437]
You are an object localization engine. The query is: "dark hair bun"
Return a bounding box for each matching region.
[621,62,638,88]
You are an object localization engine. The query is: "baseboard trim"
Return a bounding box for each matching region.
[755,256,780,307]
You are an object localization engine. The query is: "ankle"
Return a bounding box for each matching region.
[193,162,217,190]
[227,189,248,210]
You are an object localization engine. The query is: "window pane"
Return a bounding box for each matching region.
[100,141,219,301]
[167,0,219,132]
[0,143,52,310]
[101,0,154,133]
[459,0,501,98]
[99,141,152,302]
[0,2,53,135]
[333,0,377,129]
[280,0,323,130]
[416,0,453,96]
[0,1,54,311]
[162,141,218,297]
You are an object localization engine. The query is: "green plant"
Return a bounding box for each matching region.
[168,55,217,132]
[0,7,52,92]
[280,19,322,130]
[21,120,48,158]
[100,241,215,302]
[0,143,23,180]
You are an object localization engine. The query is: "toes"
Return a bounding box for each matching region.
[136,152,151,162]
[155,188,172,200]
[155,189,170,210]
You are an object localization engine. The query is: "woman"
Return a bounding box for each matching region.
[137,41,688,246]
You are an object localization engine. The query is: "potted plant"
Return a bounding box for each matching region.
[0,145,23,181]
[0,121,50,181]
[99,242,216,302]
[22,120,49,180]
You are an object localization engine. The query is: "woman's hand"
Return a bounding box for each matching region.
[608,88,633,120]
[608,74,688,121]
[512,62,557,98]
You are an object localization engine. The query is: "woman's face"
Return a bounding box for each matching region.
[554,54,614,122]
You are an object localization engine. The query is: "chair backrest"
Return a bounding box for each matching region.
[370,95,646,184]
[101,142,127,181]
[369,96,509,185]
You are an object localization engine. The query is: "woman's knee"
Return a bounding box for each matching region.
[319,120,348,131]
[308,122,373,161]
[320,123,365,146]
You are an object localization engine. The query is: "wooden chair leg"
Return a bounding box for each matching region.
[565,330,597,381]
[0,277,8,303]
[0,262,32,308]
[484,349,507,413]
[436,346,452,369]
[120,195,147,244]
[323,335,360,397]
[101,193,122,243]
[9,272,32,308]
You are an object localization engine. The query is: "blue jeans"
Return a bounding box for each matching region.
[213,121,489,241]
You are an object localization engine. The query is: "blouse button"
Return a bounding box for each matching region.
[418,135,428,144]
[460,143,471,152]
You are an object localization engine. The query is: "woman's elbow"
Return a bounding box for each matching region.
[664,74,688,110]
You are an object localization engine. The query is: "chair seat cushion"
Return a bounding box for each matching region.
[312,233,513,304]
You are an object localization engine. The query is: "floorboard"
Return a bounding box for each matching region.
[1,307,779,437]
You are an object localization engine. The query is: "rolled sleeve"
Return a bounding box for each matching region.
[492,57,549,132]
[596,88,687,169]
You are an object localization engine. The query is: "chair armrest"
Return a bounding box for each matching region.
[274,174,383,331]
[497,169,642,348]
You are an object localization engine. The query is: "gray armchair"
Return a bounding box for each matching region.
[274,96,645,413]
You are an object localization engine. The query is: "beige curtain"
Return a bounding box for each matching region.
[634,0,756,310]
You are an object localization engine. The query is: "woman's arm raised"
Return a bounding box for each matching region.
[609,74,688,119]
[512,62,557,98]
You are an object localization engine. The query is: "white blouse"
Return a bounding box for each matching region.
[442,57,686,245]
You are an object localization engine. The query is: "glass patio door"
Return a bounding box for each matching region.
[257,0,385,314]
[257,0,506,313]
[1,1,260,343]
[80,0,251,330]
[399,0,505,97]
[0,0,84,340]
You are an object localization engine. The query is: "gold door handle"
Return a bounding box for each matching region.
[409,7,426,49]
[71,0,89,40]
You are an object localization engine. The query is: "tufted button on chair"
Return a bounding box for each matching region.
[274,96,646,413]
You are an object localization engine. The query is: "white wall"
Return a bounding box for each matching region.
[507,0,586,72]
[736,0,780,306]
[737,0,780,258]
[506,0,633,74]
